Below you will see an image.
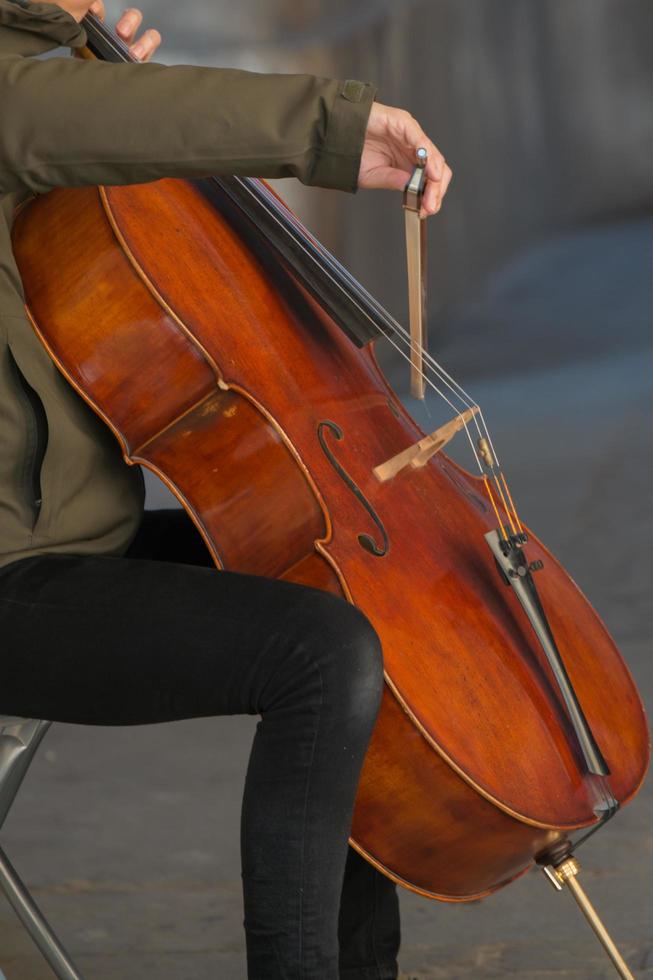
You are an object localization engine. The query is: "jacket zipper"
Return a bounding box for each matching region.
[8,350,48,528]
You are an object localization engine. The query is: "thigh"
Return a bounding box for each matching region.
[0,548,351,726]
[124,507,214,567]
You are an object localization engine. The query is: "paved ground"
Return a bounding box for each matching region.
[1,226,651,976]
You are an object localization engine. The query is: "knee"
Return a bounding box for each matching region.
[308,595,384,726]
[258,588,384,729]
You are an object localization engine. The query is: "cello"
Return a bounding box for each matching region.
[11,12,650,978]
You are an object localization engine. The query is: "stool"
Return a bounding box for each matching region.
[0,716,85,979]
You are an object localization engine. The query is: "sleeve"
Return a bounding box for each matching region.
[0,52,376,196]
[0,0,87,58]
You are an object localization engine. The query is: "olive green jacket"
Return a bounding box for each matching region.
[0,0,375,567]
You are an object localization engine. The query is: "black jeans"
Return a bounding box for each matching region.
[0,510,400,979]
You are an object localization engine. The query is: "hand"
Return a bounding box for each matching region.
[106,5,162,62]
[54,2,162,61]
[358,103,453,217]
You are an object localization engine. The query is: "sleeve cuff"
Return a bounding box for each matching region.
[308,78,376,194]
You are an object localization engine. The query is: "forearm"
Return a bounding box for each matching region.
[0,55,375,195]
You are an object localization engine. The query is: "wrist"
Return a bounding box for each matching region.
[308,78,377,194]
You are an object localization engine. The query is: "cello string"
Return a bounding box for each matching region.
[233,179,526,528]
[319,246,526,527]
[370,326,485,471]
[367,325,521,534]
[243,180,527,532]
[493,475,517,536]
[251,182,484,420]
[317,243,484,417]
[240,180,482,424]
[501,473,524,534]
[233,180,478,422]
[483,477,508,542]
[327,266,501,463]
[241,179,498,462]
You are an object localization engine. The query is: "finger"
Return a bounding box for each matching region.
[440,164,453,200]
[116,7,142,45]
[89,0,106,21]
[130,28,162,62]
[399,128,448,217]
[419,154,447,216]
[429,162,453,214]
[420,179,440,218]
[359,166,411,192]
[424,150,445,185]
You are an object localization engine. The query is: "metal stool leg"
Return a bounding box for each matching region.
[0,719,52,830]
[0,845,85,980]
[0,719,86,979]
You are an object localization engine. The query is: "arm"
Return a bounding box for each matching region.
[0,54,375,195]
[0,0,451,212]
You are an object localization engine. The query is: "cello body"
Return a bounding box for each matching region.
[12,176,650,901]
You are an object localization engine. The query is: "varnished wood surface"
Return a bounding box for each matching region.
[138,388,325,579]
[351,686,559,899]
[12,178,650,900]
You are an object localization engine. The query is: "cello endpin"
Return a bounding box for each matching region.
[541,856,636,980]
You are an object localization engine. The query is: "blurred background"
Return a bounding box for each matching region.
[2,1,652,977]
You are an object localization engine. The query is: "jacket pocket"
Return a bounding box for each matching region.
[7,347,48,528]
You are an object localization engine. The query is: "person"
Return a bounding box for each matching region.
[0,1,452,976]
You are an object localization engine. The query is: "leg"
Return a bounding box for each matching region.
[338,848,400,980]
[0,548,383,979]
[135,509,403,978]
[128,510,403,978]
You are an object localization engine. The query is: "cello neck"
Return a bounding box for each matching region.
[82,12,135,64]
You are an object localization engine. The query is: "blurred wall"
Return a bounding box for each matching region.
[106,0,653,321]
